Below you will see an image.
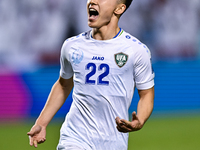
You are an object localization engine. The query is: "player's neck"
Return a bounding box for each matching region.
[91,23,120,41]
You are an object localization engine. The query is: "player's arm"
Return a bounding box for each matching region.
[27,76,73,148]
[136,87,154,127]
[116,86,154,133]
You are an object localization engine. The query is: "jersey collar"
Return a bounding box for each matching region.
[90,28,124,39]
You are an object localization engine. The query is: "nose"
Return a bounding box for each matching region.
[87,0,97,5]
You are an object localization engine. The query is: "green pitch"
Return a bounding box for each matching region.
[0,115,199,150]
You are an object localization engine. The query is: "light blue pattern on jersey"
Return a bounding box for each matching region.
[72,48,84,64]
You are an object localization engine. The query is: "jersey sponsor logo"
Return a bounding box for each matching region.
[114,52,128,68]
[72,49,84,64]
[92,56,104,61]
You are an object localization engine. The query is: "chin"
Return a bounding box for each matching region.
[88,22,98,28]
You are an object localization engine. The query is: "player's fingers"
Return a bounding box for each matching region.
[115,117,120,122]
[27,130,34,136]
[116,118,126,132]
[27,125,42,136]
[116,124,125,132]
[29,135,34,146]
[116,124,131,133]
[27,127,38,136]
[132,111,138,120]
[116,117,133,132]
[121,119,135,129]
[116,119,130,132]
[27,130,36,146]
[33,140,38,148]
[120,119,130,125]
[37,138,46,144]
[115,117,122,125]
[116,117,127,126]
[121,119,142,132]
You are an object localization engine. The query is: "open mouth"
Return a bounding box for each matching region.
[89,8,99,18]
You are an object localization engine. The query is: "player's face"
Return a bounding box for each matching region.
[87,0,119,28]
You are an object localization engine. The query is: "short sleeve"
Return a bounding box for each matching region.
[59,41,74,79]
[134,47,155,90]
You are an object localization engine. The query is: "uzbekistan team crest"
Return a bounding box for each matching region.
[114,52,128,68]
[72,48,84,64]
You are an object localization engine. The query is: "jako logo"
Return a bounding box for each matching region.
[92,56,104,61]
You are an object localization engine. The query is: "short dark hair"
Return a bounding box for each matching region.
[118,0,133,13]
[124,0,133,10]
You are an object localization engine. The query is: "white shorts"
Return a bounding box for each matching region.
[57,134,91,150]
[57,144,84,150]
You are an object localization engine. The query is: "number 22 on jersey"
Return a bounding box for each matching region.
[85,63,109,85]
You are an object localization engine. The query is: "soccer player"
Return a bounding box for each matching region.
[27,0,155,149]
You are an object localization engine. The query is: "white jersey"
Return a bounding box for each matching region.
[58,29,155,150]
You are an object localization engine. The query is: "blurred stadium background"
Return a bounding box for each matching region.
[0,0,200,149]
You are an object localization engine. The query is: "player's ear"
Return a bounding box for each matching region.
[114,3,126,15]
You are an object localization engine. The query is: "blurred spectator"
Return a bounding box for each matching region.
[0,0,200,73]
[71,0,90,35]
[152,0,200,59]
[120,0,156,42]
[0,0,89,73]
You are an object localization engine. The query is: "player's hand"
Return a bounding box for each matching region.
[27,124,46,148]
[115,111,143,133]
